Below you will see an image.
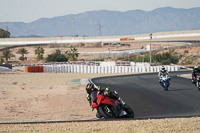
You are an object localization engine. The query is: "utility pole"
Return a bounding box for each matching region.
[70,18,75,37]
[98,21,102,36]
[149,33,152,66]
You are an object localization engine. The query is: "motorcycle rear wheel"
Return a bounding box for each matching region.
[98,104,115,119]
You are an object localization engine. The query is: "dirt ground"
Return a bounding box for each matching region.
[1,71,200,132]
[10,43,145,64]
[0,70,136,122]
[8,42,181,64]
[0,72,93,122]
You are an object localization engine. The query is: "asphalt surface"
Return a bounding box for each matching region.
[91,71,200,119]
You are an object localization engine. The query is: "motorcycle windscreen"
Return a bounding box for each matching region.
[161,75,168,81]
[91,91,98,108]
[91,91,98,100]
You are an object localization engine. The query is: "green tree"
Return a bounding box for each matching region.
[46,49,68,62]
[0,28,10,38]
[34,46,44,60]
[65,47,79,61]
[16,48,29,61]
[0,55,4,64]
[1,49,15,64]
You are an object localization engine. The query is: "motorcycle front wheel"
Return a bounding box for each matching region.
[123,104,134,118]
[163,83,168,91]
[164,86,168,91]
[98,104,115,119]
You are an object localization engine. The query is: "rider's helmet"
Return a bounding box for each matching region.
[161,66,165,72]
[194,66,199,72]
[86,83,94,94]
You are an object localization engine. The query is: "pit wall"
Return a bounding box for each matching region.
[42,65,180,73]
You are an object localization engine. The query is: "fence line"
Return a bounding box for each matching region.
[43,65,180,73]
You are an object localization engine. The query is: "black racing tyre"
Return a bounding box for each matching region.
[98,104,115,119]
[123,104,134,118]
[196,82,199,89]
[163,82,168,91]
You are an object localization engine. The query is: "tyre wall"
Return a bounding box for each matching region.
[42,65,180,73]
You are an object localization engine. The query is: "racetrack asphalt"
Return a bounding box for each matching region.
[91,71,200,119]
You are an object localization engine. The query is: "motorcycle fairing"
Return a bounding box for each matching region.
[97,94,117,106]
[91,91,116,108]
[161,75,169,88]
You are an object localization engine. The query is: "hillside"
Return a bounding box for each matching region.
[0,7,200,37]
[1,42,199,66]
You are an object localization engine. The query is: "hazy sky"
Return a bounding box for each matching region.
[1,0,200,23]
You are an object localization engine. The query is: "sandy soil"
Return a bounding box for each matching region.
[1,71,200,132]
[8,42,181,64]
[0,71,131,122]
[10,44,145,64]
[0,117,200,133]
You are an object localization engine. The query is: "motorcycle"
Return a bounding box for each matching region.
[160,74,170,91]
[195,74,200,90]
[90,90,134,119]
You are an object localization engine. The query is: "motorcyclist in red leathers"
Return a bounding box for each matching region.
[85,83,125,118]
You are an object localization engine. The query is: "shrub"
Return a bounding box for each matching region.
[123,51,180,65]
[46,49,68,62]
[184,50,189,54]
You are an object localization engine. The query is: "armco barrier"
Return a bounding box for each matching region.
[43,65,180,73]
[25,66,44,72]
[0,66,13,72]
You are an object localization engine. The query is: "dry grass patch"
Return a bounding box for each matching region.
[0,117,200,133]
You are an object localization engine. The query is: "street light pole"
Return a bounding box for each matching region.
[70,18,75,37]
[98,21,102,36]
[149,33,152,66]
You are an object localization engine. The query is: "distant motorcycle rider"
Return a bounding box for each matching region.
[85,83,125,118]
[192,66,200,84]
[158,66,170,82]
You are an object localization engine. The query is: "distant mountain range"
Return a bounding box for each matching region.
[0,7,200,37]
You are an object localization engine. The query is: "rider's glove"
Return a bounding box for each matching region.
[104,87,109,96]
[97,86,101,91]
[86,94,91,101]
